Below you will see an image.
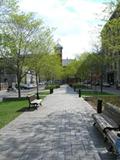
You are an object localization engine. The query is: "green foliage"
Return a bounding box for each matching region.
[64,59,79,79]
[101,1,120,54]
[71,83,81,88]
[39,90,50,95]
[0,0,18,16]
[0,1,54,97]
[81,91,113,96]
[45,84,60,89]
[76,53,96,80]
[76,52,111,82]
[38,90,50,99]
[101,18,120,53]
[70,82,92,89]
[35,54,63,81]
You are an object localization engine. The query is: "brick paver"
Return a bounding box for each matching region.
[0,85,116,160]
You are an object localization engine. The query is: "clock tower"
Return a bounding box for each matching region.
[54,42,63,64]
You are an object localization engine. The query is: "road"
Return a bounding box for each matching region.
[0,85,45,101]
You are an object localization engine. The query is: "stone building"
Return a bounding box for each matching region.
[101,3,120,85]
[0,61,36,91]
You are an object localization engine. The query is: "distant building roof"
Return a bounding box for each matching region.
[62,59,73,66]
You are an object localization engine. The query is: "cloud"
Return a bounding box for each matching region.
[20,0,107,58]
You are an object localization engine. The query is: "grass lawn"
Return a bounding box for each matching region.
[39,90,50,99]
[39,90,50,95]
[0,90,50,129]
[0,100,28,129]
[81,90,114,96]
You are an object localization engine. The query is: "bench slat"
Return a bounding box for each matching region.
[92,103,120,156]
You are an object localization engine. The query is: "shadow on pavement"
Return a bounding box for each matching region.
[0,111,117,160]
[17,107,37,112]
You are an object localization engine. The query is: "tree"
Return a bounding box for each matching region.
[76,53,90,82]
[39,54,63,82]
[101,1,120,85]
[0,12,42,98]
[101,16,120,54]
[76,52,111,92]
[0,0,18,23]
[26,27,55,98]
[101,0,120,53]
[64,59,79,83]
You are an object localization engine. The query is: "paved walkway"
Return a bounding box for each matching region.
[0,85,116,160]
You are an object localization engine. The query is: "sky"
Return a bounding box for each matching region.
[19,0,111,59]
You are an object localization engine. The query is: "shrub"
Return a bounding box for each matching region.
[70,83,88,89]
[45,84,60,90]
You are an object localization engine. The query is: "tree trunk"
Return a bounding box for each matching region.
[36,73,39,99]
[0,70,1,91]
[17,72,21,98]
[100,73,103,93]
[16,51,21,98]
[90,73,93,89]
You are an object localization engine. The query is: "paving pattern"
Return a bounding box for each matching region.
[0,85,117,160]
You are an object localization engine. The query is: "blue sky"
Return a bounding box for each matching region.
[19,0,111,59]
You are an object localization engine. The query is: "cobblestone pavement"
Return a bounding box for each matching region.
[0,85,117,160]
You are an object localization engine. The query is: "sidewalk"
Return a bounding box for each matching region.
[0,85,116,160]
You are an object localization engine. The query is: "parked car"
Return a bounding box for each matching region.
[94,81,100,86]
[83,80,91,84]
[16,83,36,89]
[103,82,111,87]
[39,81,46,85]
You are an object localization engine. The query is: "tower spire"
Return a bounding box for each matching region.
[54,40,63,64]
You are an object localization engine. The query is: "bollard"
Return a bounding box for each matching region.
[50,88,53,94]
[97,99,102,113]
[79,89,81,97]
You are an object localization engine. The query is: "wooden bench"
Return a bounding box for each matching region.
[92,103,120,155]
[27,95,42,109]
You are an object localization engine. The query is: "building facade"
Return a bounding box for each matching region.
[101,3,120,85]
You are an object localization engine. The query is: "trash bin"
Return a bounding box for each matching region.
[97,99,102,113]
[50,88,53,94]
[79,89,81,97]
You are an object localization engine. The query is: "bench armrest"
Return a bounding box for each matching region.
[103,127,120,134]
